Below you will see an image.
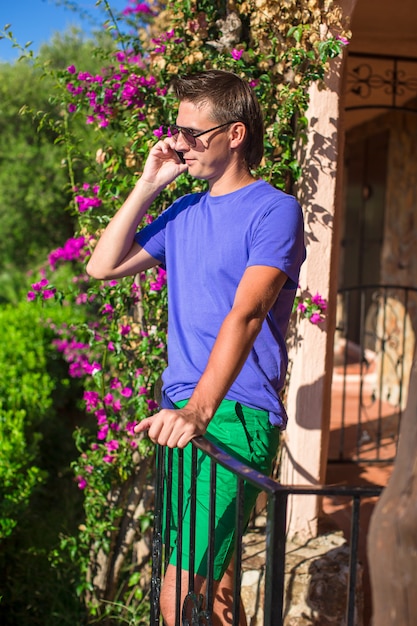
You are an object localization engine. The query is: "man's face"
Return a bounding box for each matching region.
[174,100,238,187]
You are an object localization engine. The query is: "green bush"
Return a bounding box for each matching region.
[0,299,88,625]
[0,300,85,540]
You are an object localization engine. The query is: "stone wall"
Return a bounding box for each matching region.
[241,525,363,625]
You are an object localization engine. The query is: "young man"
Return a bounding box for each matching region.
[87,69,305,625]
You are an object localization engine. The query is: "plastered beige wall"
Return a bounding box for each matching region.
[279,0,360,538]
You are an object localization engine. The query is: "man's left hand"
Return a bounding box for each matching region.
[134,407,208,449]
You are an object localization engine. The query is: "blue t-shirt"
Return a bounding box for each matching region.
[135,179,305,428]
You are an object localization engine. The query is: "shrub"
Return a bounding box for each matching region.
[0,300,85,540]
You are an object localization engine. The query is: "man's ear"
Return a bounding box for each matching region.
[229,122,246,148]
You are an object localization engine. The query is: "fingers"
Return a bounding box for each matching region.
[141,138,188,185]
[153,137,188,167]
[151,136,179,158]
[134,416,154,434]
[133,409,200,449]
[147,410,185,448]
[133,411,170,446]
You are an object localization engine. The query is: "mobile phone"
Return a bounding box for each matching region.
[175,150,185,164]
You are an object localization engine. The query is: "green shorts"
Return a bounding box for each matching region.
[165,399,280,580]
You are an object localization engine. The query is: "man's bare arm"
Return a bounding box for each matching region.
[86,137,188,280]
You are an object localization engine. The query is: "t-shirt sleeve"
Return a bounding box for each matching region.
[134,212,168,266]
[247,195,305,289]
[133,193,200,267]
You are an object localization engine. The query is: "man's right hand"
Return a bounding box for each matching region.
[141,136,188,189]
[86,136,188,281]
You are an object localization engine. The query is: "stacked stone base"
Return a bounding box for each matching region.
[241,525,363,626]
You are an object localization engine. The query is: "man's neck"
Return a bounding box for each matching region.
[208,169,256,196]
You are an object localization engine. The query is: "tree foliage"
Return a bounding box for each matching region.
[0,27,119,273]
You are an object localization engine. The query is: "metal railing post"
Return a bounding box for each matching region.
[264,488,288,625]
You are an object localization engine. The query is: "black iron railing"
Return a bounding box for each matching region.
[331,284,417,464]
[150,436,382,626]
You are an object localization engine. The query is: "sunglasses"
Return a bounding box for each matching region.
[169,121,238,148]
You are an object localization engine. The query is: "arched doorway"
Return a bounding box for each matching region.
[331,0,417,464]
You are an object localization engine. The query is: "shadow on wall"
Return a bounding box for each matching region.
[295,114,339,247]
[293,375,325,430]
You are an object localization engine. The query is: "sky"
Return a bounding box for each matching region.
[0,0,130,62]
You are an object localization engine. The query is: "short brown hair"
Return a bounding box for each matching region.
[172,70,264,169]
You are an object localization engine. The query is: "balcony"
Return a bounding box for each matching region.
[150,437,382,625]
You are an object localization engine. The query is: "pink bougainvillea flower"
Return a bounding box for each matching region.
[121,387,133,398]
[48,235,89,271]
[149,267,167,291]
[106,439,119,453]
[32,278,48,291]
[85,361,102,376]
[103,454,115,463]
[53,338,69,352]
[42,289,56,300]
[69,362,84,378]
[310,312,322,324]
[153,125,164,138]
[76,293,88,305]
[122,2,154,16]
[97,424,109,440]
[103,393,114,406]
[311,292,328,310]
[76,476,87,489]
[120,324,131,336]
[336,35,350,45]
[153,44,166,54]
[102,303,114,317]
[84,390,100,411]
[95,410,107,425]
[112,399,122,412]
[147,399,158,412]
[126,421,138,436]
[75,194,102,213]
[231,48,244,60]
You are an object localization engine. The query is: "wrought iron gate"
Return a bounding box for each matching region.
[330,284,417,463]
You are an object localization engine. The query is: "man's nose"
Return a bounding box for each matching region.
[174,131,189,151]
